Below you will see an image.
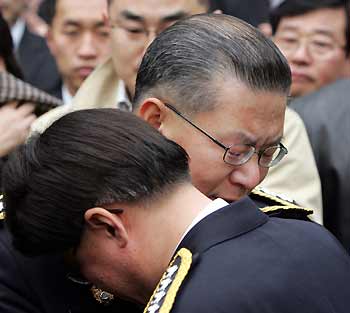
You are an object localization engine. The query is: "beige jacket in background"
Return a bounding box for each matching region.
[32,57,323,223]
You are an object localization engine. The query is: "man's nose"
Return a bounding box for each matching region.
[228,156,262,191]
[289,41,313,64]
[77,33,98,58]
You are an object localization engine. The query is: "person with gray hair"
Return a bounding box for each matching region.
[32,0,323,219]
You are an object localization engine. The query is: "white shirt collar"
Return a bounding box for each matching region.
[116,80,132,111]
[62,85,73,105]
[175,198,229,252]
[11,18,26,50]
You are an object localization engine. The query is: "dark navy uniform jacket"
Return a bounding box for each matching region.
[0,192,345,313]
[147,196,350,313]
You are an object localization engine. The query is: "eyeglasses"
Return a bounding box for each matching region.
[164,103,288,168]
[274,32,346,59]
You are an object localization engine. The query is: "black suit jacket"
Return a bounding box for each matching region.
[290,79,350,251]
[17,27,62,99]
[168,197,350,313]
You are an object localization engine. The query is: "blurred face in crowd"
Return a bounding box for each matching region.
[140,78,286,202]
[0,0,26,26]
[107,0,208,97]
[47,0,111,96]
[274,7,348,97]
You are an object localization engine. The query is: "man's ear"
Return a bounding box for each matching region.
[84,207,128,247]
[136,98,167,130]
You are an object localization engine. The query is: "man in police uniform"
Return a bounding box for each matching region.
[3,108,350,313]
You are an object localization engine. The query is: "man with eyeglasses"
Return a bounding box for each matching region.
[163,103,288,170]
[271,0,350,97]
[32,0,322,218]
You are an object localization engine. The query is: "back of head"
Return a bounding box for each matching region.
[3,109,190,255]
[270,0,350,56]
[134,13,291,114]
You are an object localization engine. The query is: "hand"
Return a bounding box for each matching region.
[0,102,36,157]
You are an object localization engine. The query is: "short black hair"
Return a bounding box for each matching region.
[133,14,291,115]
[3,109,190,256]
[0,12,23,78]
[270,0,350,57]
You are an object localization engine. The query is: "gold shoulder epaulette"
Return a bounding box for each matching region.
[0,194,4,220]
[251,187,298,207]
[251,188,313,221]
[144,248,192,313]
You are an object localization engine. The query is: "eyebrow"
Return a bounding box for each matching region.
[278,25,337,38]
[231,131,283,148]
[63,20,106,29]
[120,9,188,23]
[63,20,81,27]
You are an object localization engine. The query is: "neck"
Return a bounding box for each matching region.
[134,183,212,302]
[64,82,77,97]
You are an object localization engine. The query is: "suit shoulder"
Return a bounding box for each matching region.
[251,188,313,221]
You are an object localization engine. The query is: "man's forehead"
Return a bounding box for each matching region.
[54,0,106,23]
[278,7,346,35]
[110,0,207,21]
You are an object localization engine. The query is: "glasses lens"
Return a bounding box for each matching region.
[259,145,287,168]
[224,145,255,166]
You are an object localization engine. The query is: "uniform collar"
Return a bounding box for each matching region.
[176,196,268,256]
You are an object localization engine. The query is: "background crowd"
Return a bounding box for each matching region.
[0,0,349,264]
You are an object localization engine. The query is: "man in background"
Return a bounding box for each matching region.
[271,0,350,97]
[44,0,112,102]
[0,0,60,95]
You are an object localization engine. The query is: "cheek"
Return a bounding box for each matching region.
[314,58,346,84]
[259,167,269,183]
[187,148,229,194]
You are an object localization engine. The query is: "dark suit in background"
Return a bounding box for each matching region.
[16,27,62,99]
[290,79,350,251]
[210,0,270,26]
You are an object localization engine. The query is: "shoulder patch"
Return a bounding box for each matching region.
[261,206,313,221]
[251,188,314,221]
[0,194,4,221]
[144,248,192,313]
[251,187,298,207]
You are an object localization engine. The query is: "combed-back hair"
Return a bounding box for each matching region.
[270,0,350,57]
[133,13,291,115]
[3,109,190,256]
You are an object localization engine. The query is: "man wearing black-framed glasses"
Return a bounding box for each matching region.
[164,103,288,169]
